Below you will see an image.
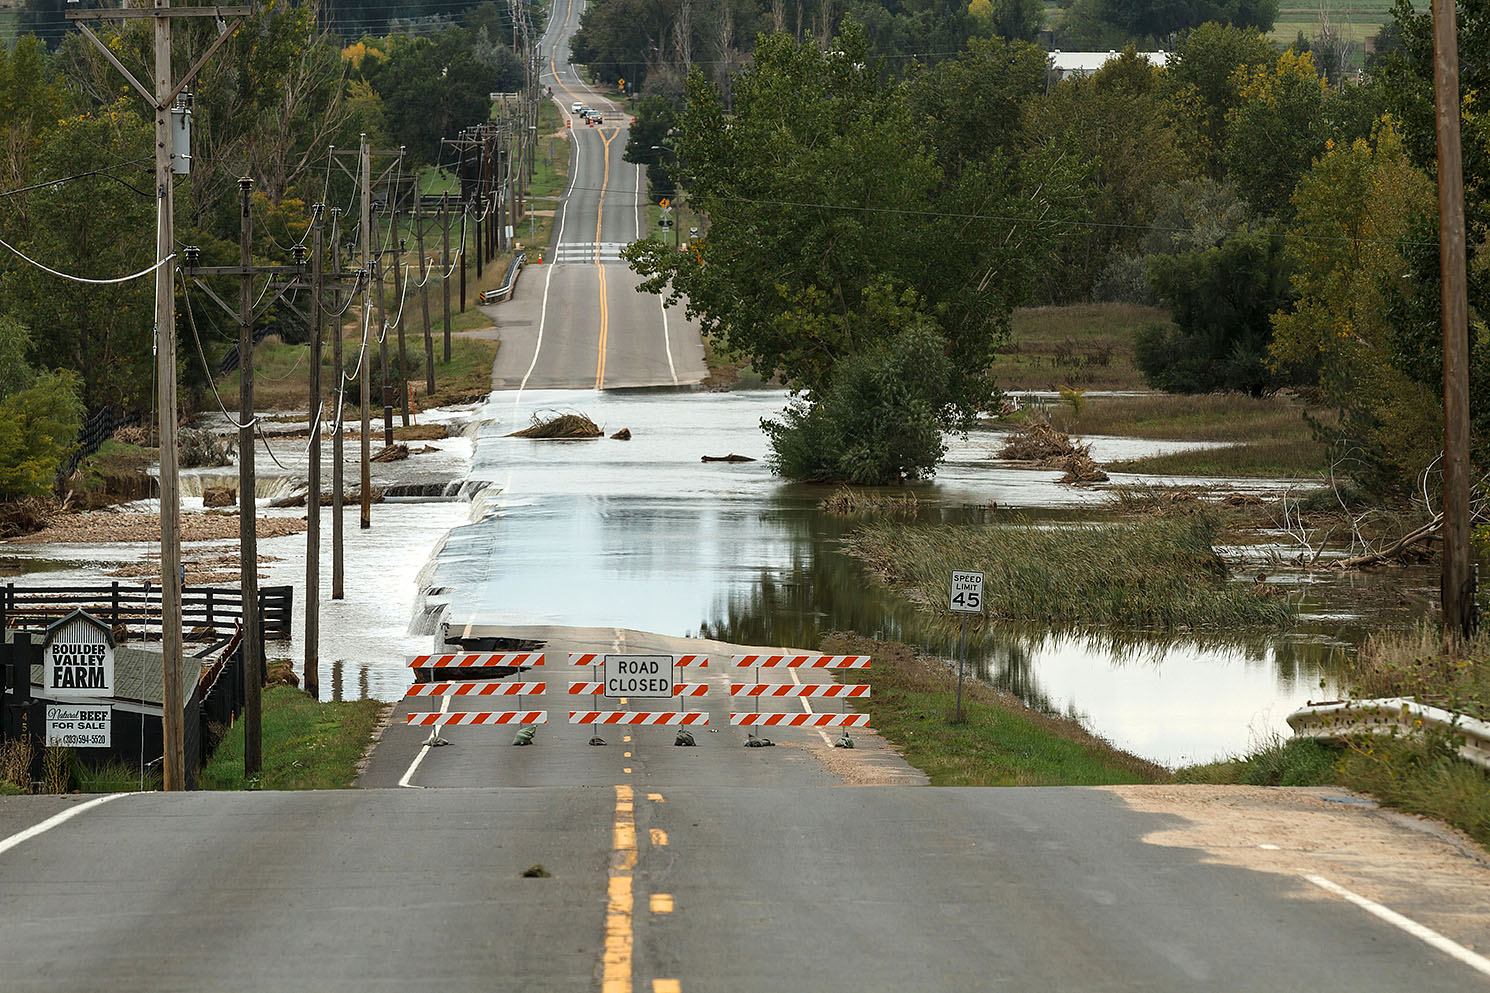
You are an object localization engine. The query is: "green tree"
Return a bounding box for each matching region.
[0,370,84,500]
[1162,22,1274,176]
[625,27,1075,481]
[1223,49,1328,217]
[764,288,961,483]
[4,105,157,411]
[1268,123,1441,492]
[1135,228,1294,395]
[369,28,509,164]
[1023,48,1190,300]
[967,0,1044,40]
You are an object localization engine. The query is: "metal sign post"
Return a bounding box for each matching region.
[949,571,984,722]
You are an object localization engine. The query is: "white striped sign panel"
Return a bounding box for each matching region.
[567,682,709,696]
[405,681,546,697]
[730,684,869,698]
[567,711,709,726]
[729,713,869,728]
[408,652,546,668]
[405,711,548,726]
[568,653,709,667]
[730,655,870,669]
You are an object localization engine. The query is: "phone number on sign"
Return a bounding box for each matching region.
[59,734,107,746]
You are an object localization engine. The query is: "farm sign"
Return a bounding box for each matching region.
[41,610,115,698]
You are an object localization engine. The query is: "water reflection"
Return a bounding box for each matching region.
[437,388,1420,766]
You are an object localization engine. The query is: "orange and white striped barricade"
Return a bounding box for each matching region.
[405,652,547,744]
[569,653,709,744]
[729,655,871,745]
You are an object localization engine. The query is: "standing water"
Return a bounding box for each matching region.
[429,388,1404,766]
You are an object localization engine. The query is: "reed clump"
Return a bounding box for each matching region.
[819,487,920,518]
[508,412,603,439]
[845,513,1294,630]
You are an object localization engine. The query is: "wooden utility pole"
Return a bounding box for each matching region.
[1433,0,1475,640]
[392,199,409,427]
[415,196,435,395]
[306,203,324,699]
[237,177,262,775]
[360,135,373,530]
[330,207,345,599]
[459,206,468,313]
[68,0,250,791]
[442,194,453,361]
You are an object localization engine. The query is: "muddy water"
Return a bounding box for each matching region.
[429,388,1435,766]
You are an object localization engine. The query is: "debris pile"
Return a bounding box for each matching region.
[508,413,604,439]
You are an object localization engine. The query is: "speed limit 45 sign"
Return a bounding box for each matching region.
[949,571,984,614]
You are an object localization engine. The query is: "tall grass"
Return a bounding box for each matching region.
[846,513,1295,629]
[1344,625,1490,719]
[1048,393,1322,442]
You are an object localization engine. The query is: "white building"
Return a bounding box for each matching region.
[1046,50,1170,82]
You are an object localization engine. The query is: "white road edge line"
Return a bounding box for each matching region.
[1305,874,1490,978]
[398,694,452,789]
[0,792,137,857]
[517,113,579,397]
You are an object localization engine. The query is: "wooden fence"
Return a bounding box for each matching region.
[0,582,293,641]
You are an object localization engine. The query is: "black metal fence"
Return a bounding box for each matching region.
[58,405,142,481]
[0,582,293,641]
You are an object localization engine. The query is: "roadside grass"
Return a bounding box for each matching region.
[845,513,1295,630]
[200,685,387,790]
[824,633,1169,786]
[77,757,161,793]
[217,334,498,410]
[993,303,1165,392]
[1180,624,1490,851]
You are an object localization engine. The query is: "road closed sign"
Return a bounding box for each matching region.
[46,704,112,747]
[949,571,984,614]
[42,610,115,698]
[603,655,674,698]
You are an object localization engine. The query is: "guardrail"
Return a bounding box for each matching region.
[0,582,294,642]
[1287,697,1490,770]
[479,252,527,305]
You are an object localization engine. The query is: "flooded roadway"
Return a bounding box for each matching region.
[427,387,1428,766]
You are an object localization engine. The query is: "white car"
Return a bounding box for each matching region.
[571,101,583,114]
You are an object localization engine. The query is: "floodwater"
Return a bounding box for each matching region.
[430,388,1430,766]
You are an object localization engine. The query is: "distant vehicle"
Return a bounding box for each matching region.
[571,101,583,114]
[583,106,601,122]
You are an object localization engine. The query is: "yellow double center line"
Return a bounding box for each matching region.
[594,127,615,388]
[604,783,637,993]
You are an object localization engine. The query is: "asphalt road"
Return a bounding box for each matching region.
[4,780,1487,992]
[488,0,708,391]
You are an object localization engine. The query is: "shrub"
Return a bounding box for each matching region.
[0,370,84,499]
[178,428,234,468]
[764,321,961,485]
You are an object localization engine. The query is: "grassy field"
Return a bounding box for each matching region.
[1268,0,1419,50]
[826,633,1168,786]
[1043,392,1333,478]
[846,513,1295,630]
[993,303,1165,392]
[200,685,388,790]
[218,332,498,410]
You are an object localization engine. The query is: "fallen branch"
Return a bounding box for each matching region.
[1334,514,1443,569]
